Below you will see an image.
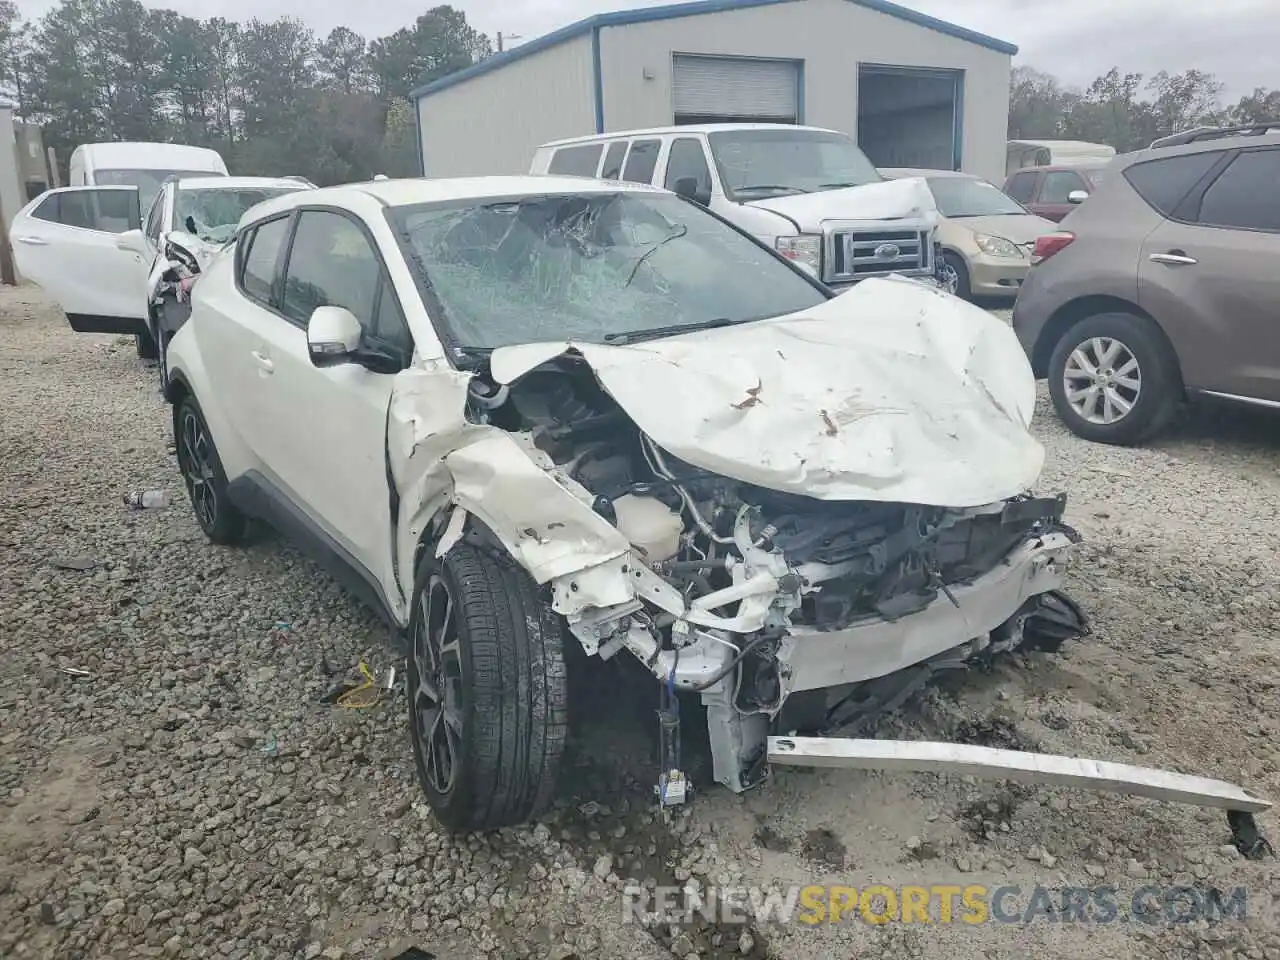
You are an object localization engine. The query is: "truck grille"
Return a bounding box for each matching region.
[825,228,932,283]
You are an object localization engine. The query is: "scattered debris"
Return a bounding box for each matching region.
[50,555,96,572]
[122,489,171,509]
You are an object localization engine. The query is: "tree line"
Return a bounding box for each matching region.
[1,0,1278,186]
[0,0,491,185]
[1010,65,1280,153]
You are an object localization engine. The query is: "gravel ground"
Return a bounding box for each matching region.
[2,285,1278,960]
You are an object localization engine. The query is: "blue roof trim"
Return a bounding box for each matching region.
[410,0,1017,100]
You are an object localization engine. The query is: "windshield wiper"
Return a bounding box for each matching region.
[818,182,865,190]
[736,184,808,196]
[603,316,740,345]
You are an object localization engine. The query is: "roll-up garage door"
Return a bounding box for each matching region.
[673,55,799,124]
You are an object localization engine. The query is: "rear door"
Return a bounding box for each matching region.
[10,186,149,334]
[1030,170,1089,222]
[1138,147,1280,401]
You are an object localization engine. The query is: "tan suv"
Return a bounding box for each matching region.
[1012,122,1280,445]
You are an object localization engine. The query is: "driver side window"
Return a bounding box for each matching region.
[280,211,381,330]
[278,209,413,364]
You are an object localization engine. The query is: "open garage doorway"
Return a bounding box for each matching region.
[857,65,962,170]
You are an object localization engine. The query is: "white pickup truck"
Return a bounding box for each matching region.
[531,123,939,289]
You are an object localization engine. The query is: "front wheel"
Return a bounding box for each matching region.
[940,251,971,300]
[408,543,569,832]
[1047,311,1181,445]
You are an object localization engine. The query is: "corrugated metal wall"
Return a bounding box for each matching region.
[417,34,597,178]
[414,0,1011,184]
[597,0,1010,183]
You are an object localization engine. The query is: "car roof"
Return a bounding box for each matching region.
[1009,163,1108,175]
[880,167,977,179]
[173,176,308,191]
[1114,127,1280,170]
[539,123,844,149]
[238,175,669,228]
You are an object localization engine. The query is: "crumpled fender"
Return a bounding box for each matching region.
[387,366,632,608]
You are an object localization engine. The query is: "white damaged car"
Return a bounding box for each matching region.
[163,177,1271,845]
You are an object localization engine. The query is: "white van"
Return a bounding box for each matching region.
[1005,140,1116,176]
[531,124,939,289]
[69,142,228,212]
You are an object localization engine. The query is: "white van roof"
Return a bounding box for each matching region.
[539,123,844,150]
[76,141,226,172]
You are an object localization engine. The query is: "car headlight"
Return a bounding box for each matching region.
[776,234,822,275]
[973,233,1022,259]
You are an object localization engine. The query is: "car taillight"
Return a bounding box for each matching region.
[1031,232,1075,265]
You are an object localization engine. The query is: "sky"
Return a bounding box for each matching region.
[17,0,1280,100]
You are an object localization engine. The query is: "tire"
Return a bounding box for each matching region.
[941,251,971,300]
[408,542,569,832]
[1047,311,1181,446]
[135,329,159,360]
[158,334,170,394]
[174,395,246,544]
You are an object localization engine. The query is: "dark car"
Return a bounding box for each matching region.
[1003,164,1108,222]
[1012,121,1280,445]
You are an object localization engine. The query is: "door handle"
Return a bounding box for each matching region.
[14,236,47,245]
[251,350,274,373]
[1149,252,1197,266]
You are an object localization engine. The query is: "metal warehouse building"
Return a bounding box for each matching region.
[411,0,1017,185]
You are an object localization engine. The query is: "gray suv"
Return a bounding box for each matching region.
[1012,122,1280,445]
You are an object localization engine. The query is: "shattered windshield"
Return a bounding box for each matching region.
[95,169,219,212]
[174,186,303,243]
[927,177,1027,217]
[707,130,882,201]
[386,192,827,351]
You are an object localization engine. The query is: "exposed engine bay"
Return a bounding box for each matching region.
[463,353,1090,795]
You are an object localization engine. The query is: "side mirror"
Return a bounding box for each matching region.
[1067,189,1089,205]
[115,229,146,256]
[307,305,362,366]
[674,177,710,206]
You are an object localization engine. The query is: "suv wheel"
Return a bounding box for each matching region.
[1047,311,1181,445]
[174,396,246,544]
[409,543,568,832]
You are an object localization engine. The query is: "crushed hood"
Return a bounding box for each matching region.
[490,277,1043,508]
[745,177,939,231]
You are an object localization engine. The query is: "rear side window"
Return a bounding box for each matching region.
[547,145,603,176]
[622,140,661,184]
[600,142,628,180]
[30,190,138,233]
[1005,172,1037,203]
[240,216,291,305]
[1123,151,1222,217]
[1193,149,1280,232]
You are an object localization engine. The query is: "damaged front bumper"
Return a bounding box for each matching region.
[555,506,1085,796]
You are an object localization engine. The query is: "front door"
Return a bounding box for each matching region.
[248,207,413,605]
[10,186,149,334]
[1031,170,1089,222]
[1138,147,1280,402]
